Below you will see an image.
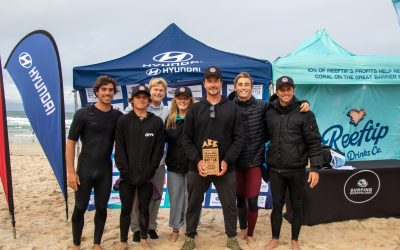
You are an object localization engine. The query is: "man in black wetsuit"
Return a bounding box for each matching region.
[66,76,122,250]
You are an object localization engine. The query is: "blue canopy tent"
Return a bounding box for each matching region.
[73,23,272,110]
[72,23,273,210]
[273,30,400,161]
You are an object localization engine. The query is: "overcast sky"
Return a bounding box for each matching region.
[1,0,399,111]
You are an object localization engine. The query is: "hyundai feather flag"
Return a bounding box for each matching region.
[5,31,67,206]
[393,0,400,24]
[0,56,16,237]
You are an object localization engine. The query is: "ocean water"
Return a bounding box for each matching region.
[6,111,73,143]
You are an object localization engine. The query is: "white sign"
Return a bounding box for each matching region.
[85,86,123,102]
[258,195,266,207]
[166,85,203,99]
[209,193,221,207]
[260,180,269,192]
[226,84,263,100]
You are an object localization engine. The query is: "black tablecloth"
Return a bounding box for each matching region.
[285,160,400,226]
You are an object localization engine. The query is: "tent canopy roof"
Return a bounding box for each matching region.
[73,23,272,89]
[273,29,400,85]
[288,29,355,57]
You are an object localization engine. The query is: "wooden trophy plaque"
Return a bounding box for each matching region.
[202,139,220,175]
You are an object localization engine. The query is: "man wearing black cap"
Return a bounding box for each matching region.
[114,85,165,250]
[264,76,322,250]
[181,66,244,250]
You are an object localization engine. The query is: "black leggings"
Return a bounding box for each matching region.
[71,167,112,246]
[119,181,153,242]
[269,170,305,241]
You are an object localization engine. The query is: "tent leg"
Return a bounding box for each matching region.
[73,90,81,155]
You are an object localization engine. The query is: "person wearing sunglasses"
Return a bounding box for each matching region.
[180,66,244,250]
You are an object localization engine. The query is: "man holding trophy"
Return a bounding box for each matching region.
[181,66,244,250]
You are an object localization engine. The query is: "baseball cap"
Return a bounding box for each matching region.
[174,86,193,97]
[131,85,150,98]
[276,76,295,89]
[204,66,222,79]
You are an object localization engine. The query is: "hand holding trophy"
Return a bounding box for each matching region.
[202,139,220,176]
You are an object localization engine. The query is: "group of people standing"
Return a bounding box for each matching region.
[66,66,323,250]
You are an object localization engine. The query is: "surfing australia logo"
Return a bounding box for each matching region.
[344,170,380,204]
[321,108,389,160]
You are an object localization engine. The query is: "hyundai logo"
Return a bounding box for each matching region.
[357,179,368,188]
[146,68,161,76]
[19,52,33,69]
[153,51,193,63]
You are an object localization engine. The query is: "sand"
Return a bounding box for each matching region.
[1,143,400,250]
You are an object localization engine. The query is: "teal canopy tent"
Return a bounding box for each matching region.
[272,30,400,161]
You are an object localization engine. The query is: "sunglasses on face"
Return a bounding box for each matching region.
[210,105,215,119]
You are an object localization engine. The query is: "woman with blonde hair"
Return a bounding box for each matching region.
[165,86,195,242]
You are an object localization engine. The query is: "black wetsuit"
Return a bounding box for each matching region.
[68,104,122,245]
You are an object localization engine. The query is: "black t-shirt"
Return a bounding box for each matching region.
[68,104,122,169]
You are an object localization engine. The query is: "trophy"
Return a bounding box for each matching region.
[202,139,220,175]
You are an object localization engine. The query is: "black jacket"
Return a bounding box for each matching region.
[165,118,190,174]
[230,94,268,169]
[265,97,322,172]
[182,96,244,173]
[115,111,165,185]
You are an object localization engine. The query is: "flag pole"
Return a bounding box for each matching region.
[0,57,16,239]
[42,31,69,221]
[53,39,68,222]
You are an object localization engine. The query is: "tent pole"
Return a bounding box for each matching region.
[73,90,81,156]
[269,80,274,96]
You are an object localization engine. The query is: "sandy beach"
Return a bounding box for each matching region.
[1,143,400,250]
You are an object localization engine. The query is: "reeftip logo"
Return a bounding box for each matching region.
[19,52,33,68]
[347,108,366,126]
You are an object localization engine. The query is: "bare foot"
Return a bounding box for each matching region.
[140,239,152,249]
[238,229,247,240]
[264,239,279,250]
[291,240,301,250]
[71,245,80,250]
[170,231,179,242]
[118,242,129,250]
[246,236,256,248]
[92,244,102,250]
